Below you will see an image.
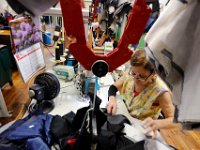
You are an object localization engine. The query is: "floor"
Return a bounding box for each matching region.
[160,124,200,150]
[0,69,30,125]
[0,45,53,125]
[1,47,200,150]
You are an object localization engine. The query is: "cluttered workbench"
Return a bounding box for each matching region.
[0,69,173,149]
[46,70,170,149]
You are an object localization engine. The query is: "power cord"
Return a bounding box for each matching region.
[40,41,55,57]
[61,84,75,89]
[28,99,55,114]
[28,102,38,114]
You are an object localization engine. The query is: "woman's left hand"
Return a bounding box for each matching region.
[142,117,158,139]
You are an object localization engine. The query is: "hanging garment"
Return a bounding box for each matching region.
[98,0,132,36]
[145,0,200,122]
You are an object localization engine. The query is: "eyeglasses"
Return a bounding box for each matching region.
[129,70,153,82]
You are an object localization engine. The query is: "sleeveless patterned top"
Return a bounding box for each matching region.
[119,74,170,120]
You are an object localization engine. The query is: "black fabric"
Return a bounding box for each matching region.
[102,115,131,134]
[62,111,76,126]
[50,111,77,150]
[73,131,92,150]
[96,130,134,150]
[52,93,107,150]
[116,136,135,150]
[6,0,32,15]
[95,114,133,150]
[95,129,116,150]
[50,115,72,141]
[119,140,145,150]
[71,104,107,134]
[70,93,135,150]
[71,107,89,132]
[58,132,79,150]
[0,16,9,26]
[113,40,118,48]
[50,92,142,150]
[70,93,107,150]
[108,85,118,98]
[119,138,177,150]
[72,93,107,133]
[0,141,24,150]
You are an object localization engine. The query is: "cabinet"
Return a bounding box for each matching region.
[0,45,13,88]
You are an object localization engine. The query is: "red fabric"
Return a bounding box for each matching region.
[152,102,159,106]
[134,89,139,97]
[67,138,77,149]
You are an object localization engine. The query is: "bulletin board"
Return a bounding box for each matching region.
[10,17,45,82]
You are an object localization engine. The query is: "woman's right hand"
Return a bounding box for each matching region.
[106,96,117,115]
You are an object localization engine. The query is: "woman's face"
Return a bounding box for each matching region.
[130,66,153,86]
[95,27,102,33]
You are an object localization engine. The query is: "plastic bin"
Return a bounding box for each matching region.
[42,31,51,44]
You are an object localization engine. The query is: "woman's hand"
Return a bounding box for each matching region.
[96,32,108,46]
[142,117,158,139]
[106,96,117,115]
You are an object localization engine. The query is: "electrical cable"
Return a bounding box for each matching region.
[46,47,54,57]
[28,102,38,114]
[44,45,55,57]
[60,84,75,89]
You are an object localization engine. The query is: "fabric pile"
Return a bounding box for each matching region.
[0,93,176,150]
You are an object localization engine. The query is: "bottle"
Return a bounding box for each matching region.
[60,38,65,55]
[57,39,64,56]
[53,25,61,41]
[55,46,60,62]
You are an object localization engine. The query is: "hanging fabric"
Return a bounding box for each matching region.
[145,0,200,123]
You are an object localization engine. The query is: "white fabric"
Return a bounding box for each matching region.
[145,0,200,122]
[0,1,16,15]
[18,0,58,16]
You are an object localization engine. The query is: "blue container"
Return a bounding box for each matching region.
[42,31,51,44]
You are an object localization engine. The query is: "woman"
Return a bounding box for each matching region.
[106,50,174,136]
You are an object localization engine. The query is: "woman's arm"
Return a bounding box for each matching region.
[113,73,127,90]
[107,74,127,114]
[96,32,109,46]
[144,92,175,133]
[156,92,175,128]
